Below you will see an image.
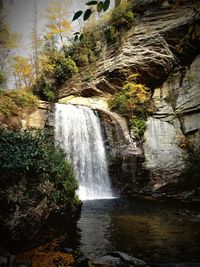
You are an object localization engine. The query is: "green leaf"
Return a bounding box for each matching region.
[74,35,79,41]
[72,10,83,21]
[86,1,98,5]
[97,1,104,12]
[83,9,92,21]
[103,0,110,11]
[79,34,84,41]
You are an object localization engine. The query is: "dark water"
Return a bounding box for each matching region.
[71,197,200,263]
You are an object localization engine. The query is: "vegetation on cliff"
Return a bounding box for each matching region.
[0,89,38,118]
[108,73,154,139]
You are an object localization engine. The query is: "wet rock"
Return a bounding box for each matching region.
[88,255,121,267]
[110,251,147,266]
[78,252,148,267]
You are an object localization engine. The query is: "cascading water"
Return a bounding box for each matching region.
[54,103,113,200]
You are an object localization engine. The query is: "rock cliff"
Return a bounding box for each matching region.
[144,55,200,189]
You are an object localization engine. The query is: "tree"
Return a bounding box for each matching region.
[0,23,19,71]
[31,0,41,81]
[0,9,19,88]
[12,56,33,89]
[45,0,72,52]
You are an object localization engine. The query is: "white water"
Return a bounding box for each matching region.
[54,104,113,200]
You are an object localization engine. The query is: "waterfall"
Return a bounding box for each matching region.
[54,103,113,200]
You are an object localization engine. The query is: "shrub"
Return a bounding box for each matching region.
[53,56,78,83]
[42,85,56,102]
[109,74,152,118]
[110,1,135,30]
[0,90,38,118]
[11,90,38,108]
[129,118,146,140]
[43,52,78,85]
[32,78,56,102]
[34,51,78,100]
[0,129,78,206]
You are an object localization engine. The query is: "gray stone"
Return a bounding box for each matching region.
[143,117,184,176]
[175,56,200,115]
[181,113,200,134]
[110,251,147,266]
[87,252,148,267]
[88,255,121,267]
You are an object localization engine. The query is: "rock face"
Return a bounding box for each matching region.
[143,55,200,187]
[22,101,55,129]
[0,101,54,130]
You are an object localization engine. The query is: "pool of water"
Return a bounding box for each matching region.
[72,197,200,263]
[16,197,200,265]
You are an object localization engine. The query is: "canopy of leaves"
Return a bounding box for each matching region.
[12,56,34,89]
[0,22,19,71]
[45,0,72,48]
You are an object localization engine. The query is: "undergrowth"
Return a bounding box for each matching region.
[0,129,78,207]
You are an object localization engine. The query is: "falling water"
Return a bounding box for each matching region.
[54,103,113,200]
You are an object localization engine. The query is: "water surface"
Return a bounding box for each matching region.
[74,197,200,263]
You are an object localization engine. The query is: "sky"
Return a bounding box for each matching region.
[4,0,89,56]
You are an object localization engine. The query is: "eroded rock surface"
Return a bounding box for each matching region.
[143,55,200,186]
[59,2,198,99]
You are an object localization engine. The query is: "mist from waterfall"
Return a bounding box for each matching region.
[54,103,113,200]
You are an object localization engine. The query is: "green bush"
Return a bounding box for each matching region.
[53,56,78,83]
[32,78,56,102]
[34,52,78,100]
[129,118,146,139]
[42,85,56,102]
[102,2,135,44]
[0,129,78,206]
